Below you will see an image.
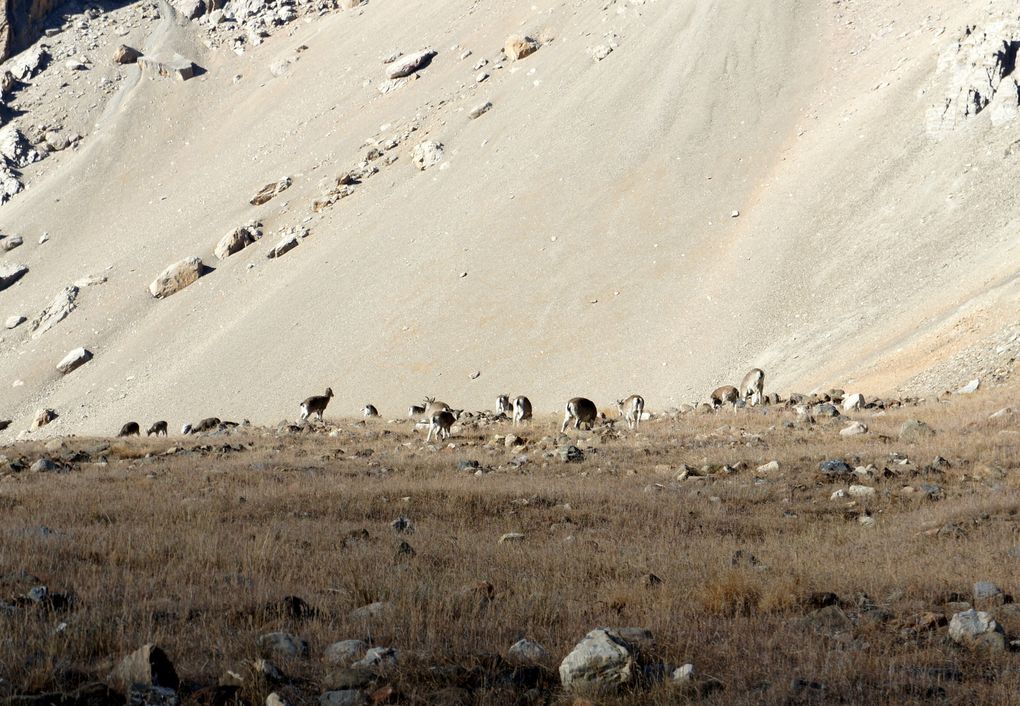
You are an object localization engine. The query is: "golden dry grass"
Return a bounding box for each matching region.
[1,387,1019,705]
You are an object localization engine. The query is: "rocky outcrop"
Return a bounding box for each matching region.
[927,14,1020,137]
[149,258,204,298]
[0,0,60,63]
[31,285,78,339]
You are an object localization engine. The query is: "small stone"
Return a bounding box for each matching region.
[33,409,58,429]
[215,223,262,259]
[149,257,203,298]
[323,640,368,666]
[559,628,648,695]
[842,393,865,411]
[1,235,23,251]
[318,691,367,706]
[56,347,93,374]
[840,421,868,437]
[138,54,196,81]
[830,489,847,500]
[504,35,540,61]
[757,460,780,473]
[266,694,289,706]
[349,601,389,621]
[351,646,397,670]
[730,209,740,218]
[671,664,695,684]
[390,516,414,533]
[411,141,444,170]
[499,532,525,544]
[475,71,489,83]
[114,44,142,64]
[899,419,935,442]
[973,581,1004,604]
[848,484,875,498]
[266,236,299,259]
[257,632,309,659]
[5,315,25,329]
[956,379,980,394]
[468,101,492,119]
[0,262,28,292]
[250,177,292,206]
[110,644,180,691]
[558,445,584,463]
[948,609,1006,651]
[128,686,179,706]
[386,49,435,79]
[591,44,612,61]
[507,639,550,666]
[813,403,840,418]
[30,458,58,472]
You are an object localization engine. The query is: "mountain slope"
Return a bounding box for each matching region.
[0,0,1017,434]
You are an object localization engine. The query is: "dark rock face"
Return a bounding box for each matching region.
[0,0,60,62]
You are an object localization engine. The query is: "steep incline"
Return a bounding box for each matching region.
[0,0,1017,434]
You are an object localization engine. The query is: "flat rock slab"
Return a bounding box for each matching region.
[386,49,435,79]
[138,54,197,81]
[31,286,79,339]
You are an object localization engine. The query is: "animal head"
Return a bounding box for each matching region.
[325,387,334,398]
[423,396,435,405]
[181,423,192,435]
[451,409,464,420]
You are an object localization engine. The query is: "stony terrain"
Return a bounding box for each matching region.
[0,0,1017,435]
[1,384,1019,704]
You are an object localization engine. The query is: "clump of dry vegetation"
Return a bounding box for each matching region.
[1,388,1019,705]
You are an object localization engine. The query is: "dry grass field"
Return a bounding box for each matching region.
[1,387,1019,705]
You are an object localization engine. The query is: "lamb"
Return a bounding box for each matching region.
[710,385,739,412]
[740,368,765,406]
[118,421,140,437]
[299,387,334,421]
[512,395,533,426]
[362,404,380,418]
[561,397,598,433]
[407,404,426,418]
[426,409,460,443]
[496,394,512,416]
[617,395,645,429]
[146,421,168,436]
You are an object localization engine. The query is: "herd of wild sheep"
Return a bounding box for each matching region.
[110,368,771,442]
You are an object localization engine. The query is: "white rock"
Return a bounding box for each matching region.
[671,663,695,684]
[842,393,865,411]
[411,140,444,170]
[149,257,203,298]
[468,101,492,119]
[0,263,28,292]
[830,489,848,500]
[4,315,25,329]
[56,347,93,375]
[956,378,980,394]
[591,44,613,61]
[559,628,641,695]
[839,421,868,437]
[266,236,298,259]
[848,484,875,498]
[756,460,780,473]
[31,286,79,339]
[507,639,550,666]
[386,49,435,79]
[948,608,1006,650]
